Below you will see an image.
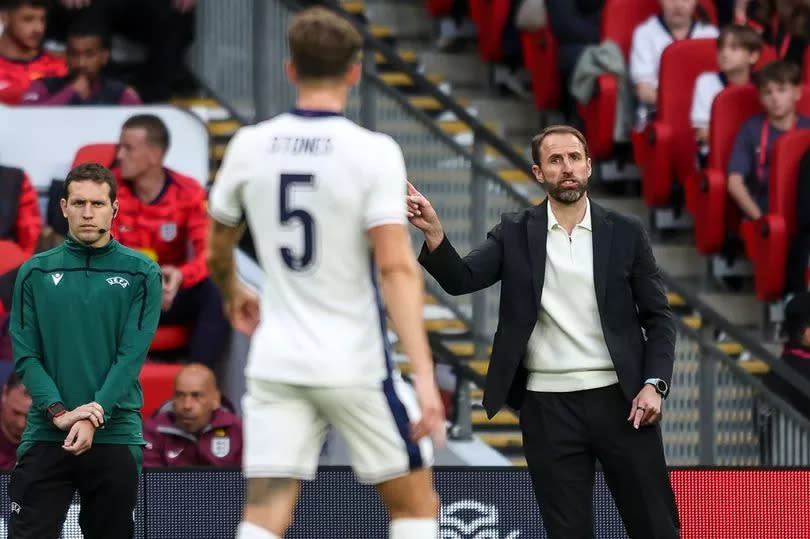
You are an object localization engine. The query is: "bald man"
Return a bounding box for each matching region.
[143,363,242,467]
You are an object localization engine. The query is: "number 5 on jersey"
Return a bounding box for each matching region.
[279,173,316,271]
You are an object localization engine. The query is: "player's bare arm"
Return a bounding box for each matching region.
[206,217,261,335]
[369,223,445,447]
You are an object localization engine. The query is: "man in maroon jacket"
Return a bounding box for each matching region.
[0,372,31,469]
[143,363,242,467]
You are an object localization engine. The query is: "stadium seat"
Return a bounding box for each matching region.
[739,129,810,300]
[426,0,454,17]
[139,362,183,419]
[71,143,117,168]
[520,26,561,110]
[689,85,810,255]
[473,0,512,62]
[579,0,717,160]
[634,39,718,208]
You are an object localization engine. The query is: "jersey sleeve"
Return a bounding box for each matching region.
[11,263,65,416]
[364,135,408,230]
[209,128,252,227]
[94,262,161,422]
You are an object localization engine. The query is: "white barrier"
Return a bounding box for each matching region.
[0,105,209,189]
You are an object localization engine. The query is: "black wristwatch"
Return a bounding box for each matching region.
[46,402,66,422]
[645,378,669,397]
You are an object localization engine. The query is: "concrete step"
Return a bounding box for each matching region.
[366,3,432,39]
[419,50,488,88]
[652,244,706,279]
[697,292,762,327]
[460,96,542,136]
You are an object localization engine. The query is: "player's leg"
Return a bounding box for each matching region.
[376,468,440,539]
[8,442,76,539]
[74,444,140,539]
[316,374,439,538]
[238,380,328,538]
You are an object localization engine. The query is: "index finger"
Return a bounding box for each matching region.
[407,181,421,197]
[633,407,644,429]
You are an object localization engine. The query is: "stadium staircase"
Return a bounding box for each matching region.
[180,0,809,467]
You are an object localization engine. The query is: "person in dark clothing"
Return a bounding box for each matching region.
[48,0,195,102]
[8,163,161,539]
[742,0,810,73]
[786,150,810,294]
[767,293,810,417]
[23,18,141,105]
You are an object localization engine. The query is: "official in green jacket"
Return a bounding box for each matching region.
[9,163,161,539]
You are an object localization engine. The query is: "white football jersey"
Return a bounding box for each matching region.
[209,110,407,387]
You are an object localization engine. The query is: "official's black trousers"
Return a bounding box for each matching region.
[520,384,680,539]
[8,443,141,539]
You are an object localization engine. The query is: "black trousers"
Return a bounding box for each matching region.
[160,278,230,368]
[8,443,141,539]
[521,384,680,539]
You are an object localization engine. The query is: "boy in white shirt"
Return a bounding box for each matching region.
[692,24,763,166]
[630,0,719,126]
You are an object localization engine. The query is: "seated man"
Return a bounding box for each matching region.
[691,24,762,167]
[727,60,810,220]
[0,163,43,315]
[0,372,31,469]
[112,114,229,367]
[22,18,141,105]
[143,363,242,467]
[764,293,810,419]
[0,0,66,104]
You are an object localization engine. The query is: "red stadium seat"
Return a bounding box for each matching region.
[474,0,512,62]
[72,143,116,168]
[579,0,716,160]
[521,27,561,110]
[635,39,718,208]
[739,130,810,300]
[151,325,191,352]
[139,362,183,419]
[426,0,454,17]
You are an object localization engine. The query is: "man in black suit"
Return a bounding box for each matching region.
[407,125,679,538]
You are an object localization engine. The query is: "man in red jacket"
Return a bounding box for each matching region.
[112,114,229,367]
[0,164,42,317]
[0,0,67,104]
[143,363,242,467]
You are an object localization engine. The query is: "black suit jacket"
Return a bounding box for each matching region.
[419,199,676,418]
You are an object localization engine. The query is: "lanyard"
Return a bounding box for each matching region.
[757,118,796,183]
[784,347,810,360]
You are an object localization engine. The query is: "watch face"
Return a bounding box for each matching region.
[656,380,668,393]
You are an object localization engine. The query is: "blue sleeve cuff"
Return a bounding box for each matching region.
[644,378,659,385]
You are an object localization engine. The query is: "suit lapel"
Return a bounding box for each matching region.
[590,200,613,310]
[526,199,548,307]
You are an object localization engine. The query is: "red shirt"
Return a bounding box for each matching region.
[0,52,67,104]
[112,168,209,288]
[16,172,42,256]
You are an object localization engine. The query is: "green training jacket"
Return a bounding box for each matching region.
[10,235,161,446]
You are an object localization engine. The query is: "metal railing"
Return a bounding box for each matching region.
[190,0,810,465]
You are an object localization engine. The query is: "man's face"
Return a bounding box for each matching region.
[0,385,31,445]
[173,368,220,434]
[2,6,46,51]
[60,180,118,246]
[66,35,109,80]
[759,81,801,119]
[532,133,592,204]
[117,128,162,180]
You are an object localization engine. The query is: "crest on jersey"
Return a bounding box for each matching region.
[160,223,177,242]
[106,276,129,288]
[211,436,230,458]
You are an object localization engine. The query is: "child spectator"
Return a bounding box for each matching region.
[692,24,763,165]
[111,114,230,368]
[0,0,66,104]
[727,60,810,219]
[22,18,140,105]
[630,0,719,126]
[143,363,242,467]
